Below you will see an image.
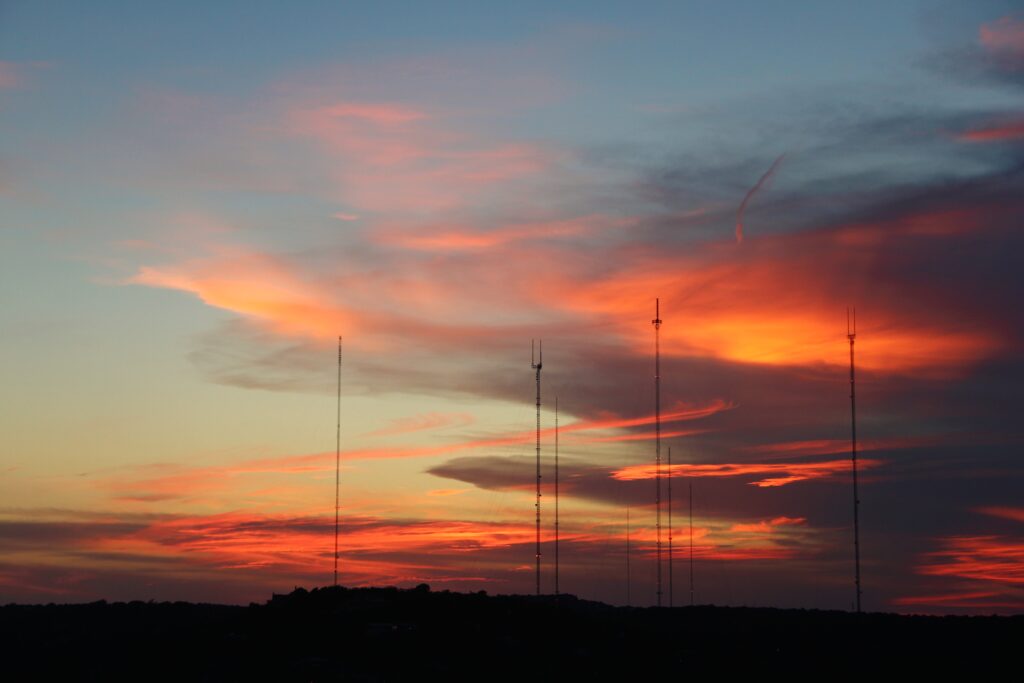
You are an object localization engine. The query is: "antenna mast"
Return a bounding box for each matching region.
[555,395,560,596]
[532,340,543,596]
[668,445,673,607]
[848,309,862,613]
[689,480,694,606]
[333,335,342,587]
[626,505,631,607]
[652,298,663,607]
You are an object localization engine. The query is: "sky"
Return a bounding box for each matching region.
[1,1,1022,613]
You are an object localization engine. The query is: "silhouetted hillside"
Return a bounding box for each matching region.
[2,586,1020,680]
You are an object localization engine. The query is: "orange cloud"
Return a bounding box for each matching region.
[129,248,357,339]
[730,516,807,533]
[743,435,940,458]
[892,591,1024,610]
[101,401,730,505]
[917,536,1024,585]
[426,488,468,497]
[561,242,1002,373]
[566,399,734,434]
[128,187,1006,379]
[87,511,547,586]
[612,458,882,487]
[623,518,808,561]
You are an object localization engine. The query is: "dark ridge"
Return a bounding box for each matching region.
[2,585,1020,680]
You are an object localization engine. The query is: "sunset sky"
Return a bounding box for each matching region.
[2,1,1022,613]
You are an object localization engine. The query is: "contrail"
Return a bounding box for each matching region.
[735,154,785,243]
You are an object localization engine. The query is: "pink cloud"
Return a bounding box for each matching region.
[957,118,1024,143]
[0,62,20,89]
[374,215,616,252]
[980,16,1024,57]
[287,100,553,213]
[312,102,427,124]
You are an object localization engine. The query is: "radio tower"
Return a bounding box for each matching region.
[653,299,663,607]
[554,395,560,596]
[333,336,342,587]
[689,480,694,606]
[626,505,632,607]
[532,340,543,596]
[668,445,673,607]
[848,309,862,613]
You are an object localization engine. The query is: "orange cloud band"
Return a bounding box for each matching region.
[612,458,881,487]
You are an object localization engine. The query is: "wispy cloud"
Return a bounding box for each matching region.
[729,516,806,533]
[917,535,1024,585]
[978,506,1024,523]
[612,458,882,488]
[97,401,731,506]
[957,118,1024,143]
[364,412,476,438]
[287,99,552,214]
[0,62,21,89]
[979,16,1024,58]
[735,154,784,243]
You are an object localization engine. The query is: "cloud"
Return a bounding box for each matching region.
[891,590,1024,611]
[978,506,1024,523]
[0,504,822,604]
[0,62,21,89]
[425,488,468,497]
[0,510,552,602]
[957,117,1024,142]
[286,99,553,214]
[81,33,1024,612]
[895,502,1024,613]
[735,154,785,243]
[742,436,943,459]
[129,247,355,339]
[729,516,807,533]
[364,412,476,438]
[917,535,1024,585]
[979,15,1024,59]
[373,215,618,252]
[96,400,730,507]
[611,459,882,488]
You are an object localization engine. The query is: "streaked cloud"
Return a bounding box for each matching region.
[612,459,882,488]
[0,62,22,89]
[957,117,1024,143]
[979,16,1024,58]
[365,412,476,438]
